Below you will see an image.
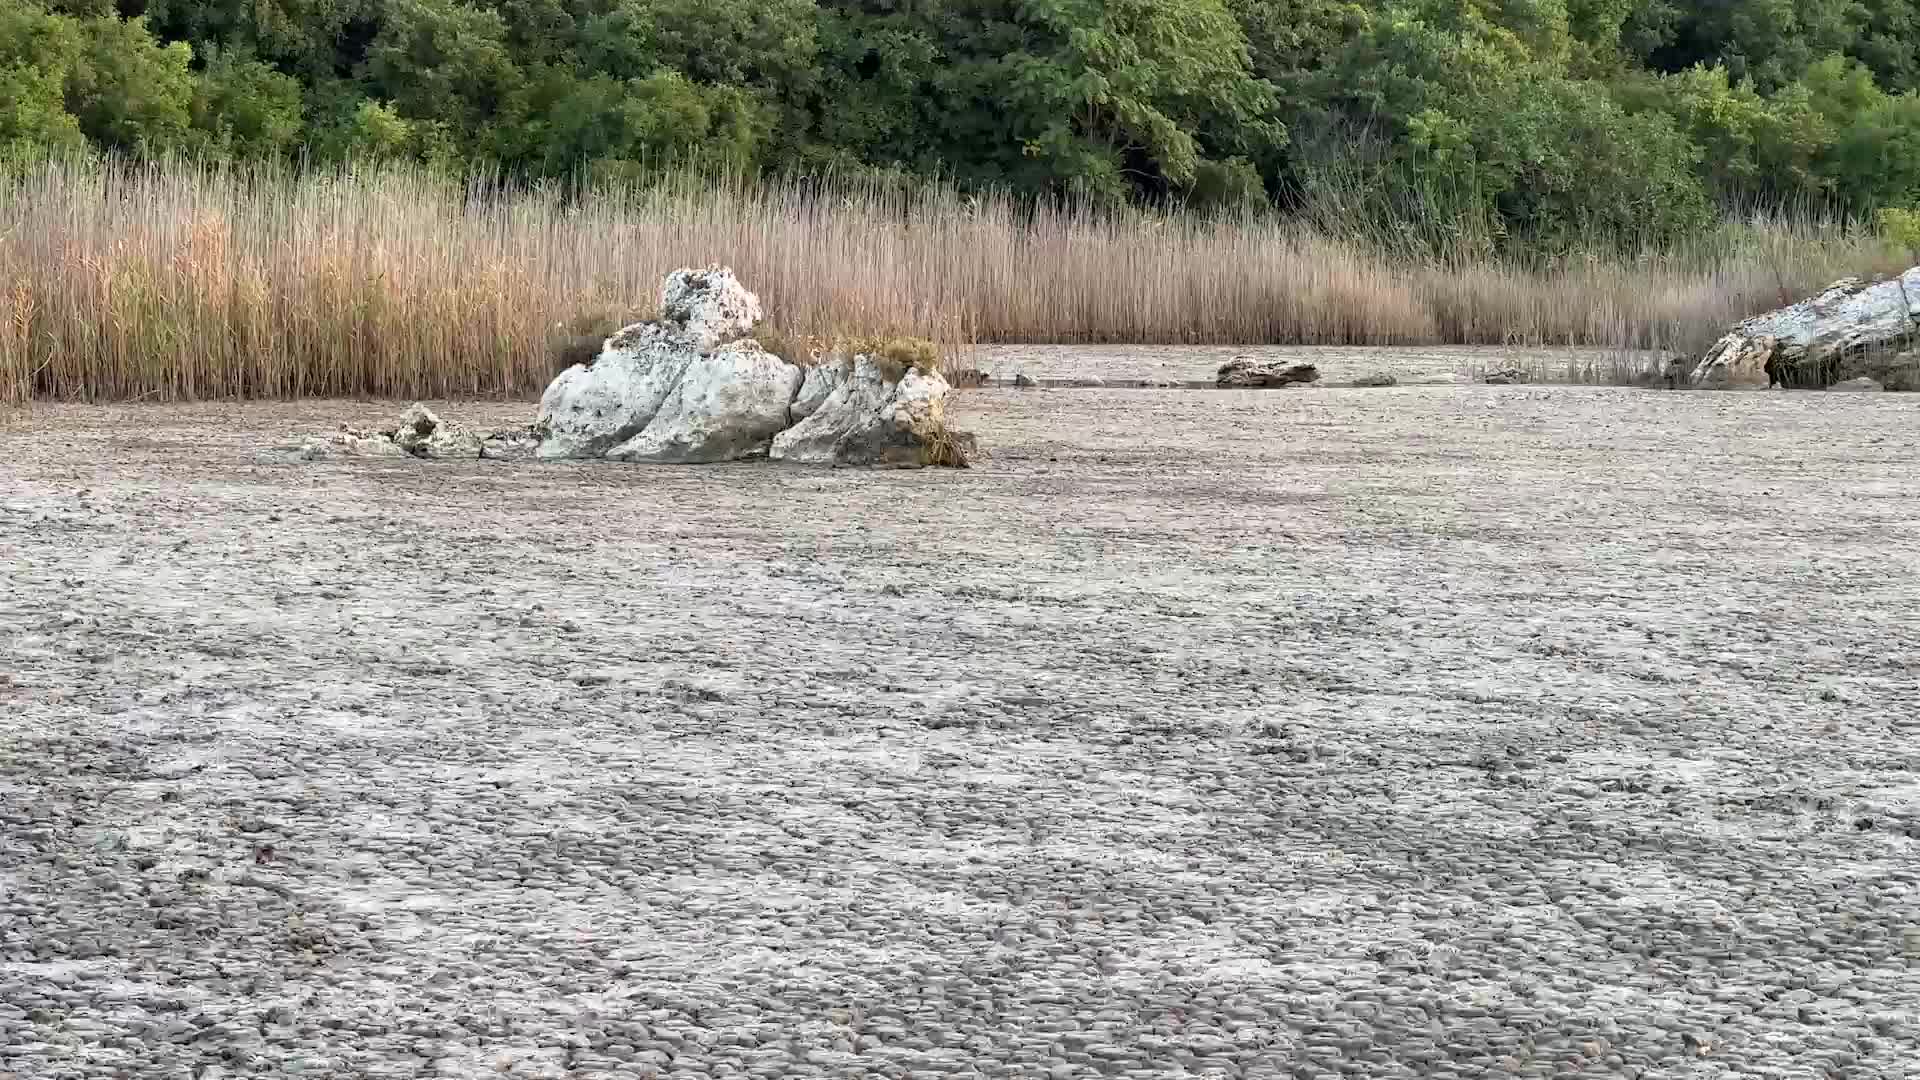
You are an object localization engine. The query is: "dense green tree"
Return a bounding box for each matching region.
[65,13,196,152]
[1000,0,1284,198]
[141,0,378,81]
[1623,0,1881,91]
[513,65,769,175]
[362,0,525,146]
[0,1,87,160]
[805,0,1283,202]
[5,0,1920,249]
[189,49,307,158]
[580,0,817,89]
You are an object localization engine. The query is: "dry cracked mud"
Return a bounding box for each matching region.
[3,378,1919,1079]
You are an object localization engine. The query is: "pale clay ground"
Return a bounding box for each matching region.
[3,351,1920,1080]
[968,346,1635,386]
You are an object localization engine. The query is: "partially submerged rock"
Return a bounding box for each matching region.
[1350,372,1398,388]
[1690,269,1920,388]
[1829,376,1886,392]
[1480,367,1531,386]
[538,267,974,467]
[1217,357,1319,388]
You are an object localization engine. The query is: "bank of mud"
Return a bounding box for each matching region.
[3,383,1917,1078]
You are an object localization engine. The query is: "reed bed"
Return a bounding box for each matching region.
[0,158,1904,403]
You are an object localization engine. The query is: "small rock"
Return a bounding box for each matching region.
[1217,357,1319,388]
[1829,377,1885,392]
[392,402,483,459]
[1013,372,1038,389]
[479,427,542,460]
[297,426,407,461]
[1351,372,1398,388]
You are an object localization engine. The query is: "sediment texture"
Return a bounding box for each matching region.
[3,382,1918,1078]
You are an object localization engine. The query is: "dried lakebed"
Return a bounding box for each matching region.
[3,383,1919,1079]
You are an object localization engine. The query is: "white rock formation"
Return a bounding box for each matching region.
[789,361,845,421]
[537,267,973,467]
[658,266,764,351]
[605,342,803,463]
[1689,268,1920,387]
[538,267,795,463]
[537,323,699,460]
[771,356,970,468]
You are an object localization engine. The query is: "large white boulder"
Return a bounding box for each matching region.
[536,323,695,460]
[771,355,971,468]
[604,342,803,463]
[1689,269,1920,388]
[537,266,784,462]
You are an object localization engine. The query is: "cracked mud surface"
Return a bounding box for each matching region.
[3,380,1919,1079]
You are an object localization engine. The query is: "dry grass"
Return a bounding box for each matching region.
[0,157,1907,403]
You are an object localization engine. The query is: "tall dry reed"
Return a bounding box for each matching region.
[0,157,1904,402]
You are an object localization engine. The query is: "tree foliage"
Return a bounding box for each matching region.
[6,0,1920,251]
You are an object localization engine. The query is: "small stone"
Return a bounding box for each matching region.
[1218,357,1319,388]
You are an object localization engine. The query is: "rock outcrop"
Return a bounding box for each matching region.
[603,342,803,464]
[1217,357,1320,388]
[771,355,974,468]
[392,403,482,459]
[1689,269,1920,388]
[537,267,973,467]
[658,266,764,351]
[295,269,975,468]
[297,405,537,461]
[298,426,410,461]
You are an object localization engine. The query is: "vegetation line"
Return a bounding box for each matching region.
[0,159,1908,404]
